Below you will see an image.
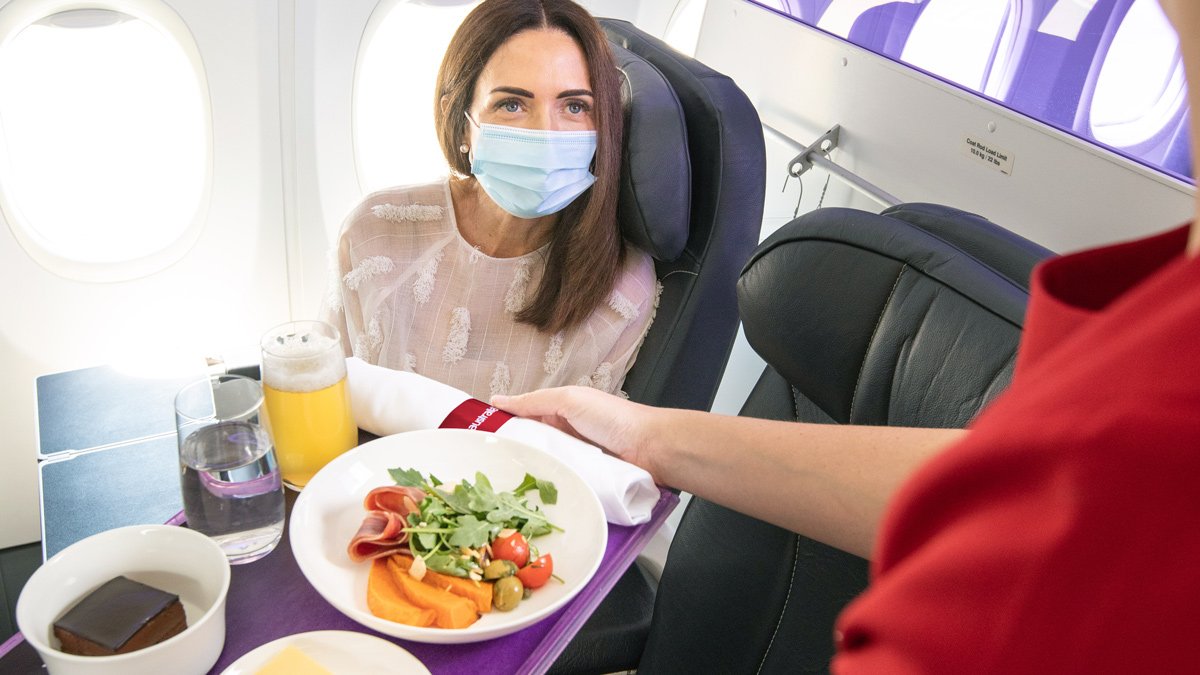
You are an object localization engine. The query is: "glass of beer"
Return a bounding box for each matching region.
[260,320,357,490]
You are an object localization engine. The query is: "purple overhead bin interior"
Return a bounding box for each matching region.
[747,0,1192,180]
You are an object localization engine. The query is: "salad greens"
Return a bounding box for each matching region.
[388,467,560,579]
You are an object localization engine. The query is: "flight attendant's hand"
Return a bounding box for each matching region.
[491,386,662,481]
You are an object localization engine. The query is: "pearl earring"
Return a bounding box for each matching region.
[459,143,469,154]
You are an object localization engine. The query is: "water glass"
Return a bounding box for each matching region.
[260,320,357,490]
[174,374,285,564]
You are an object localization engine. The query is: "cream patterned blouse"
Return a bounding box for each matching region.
[322,179,659,401]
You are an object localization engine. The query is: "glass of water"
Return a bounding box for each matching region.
[174,374,285,564]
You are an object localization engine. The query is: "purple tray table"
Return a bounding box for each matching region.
[1,488,677,675]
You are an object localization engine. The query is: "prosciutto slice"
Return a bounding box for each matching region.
[347,485,427,562]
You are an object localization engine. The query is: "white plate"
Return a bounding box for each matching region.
[220,630,429,674]
[290,428,607,644]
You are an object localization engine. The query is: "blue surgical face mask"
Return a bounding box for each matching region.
[466,114,598,219]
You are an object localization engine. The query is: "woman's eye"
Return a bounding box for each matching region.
[496,99,521,114]
[566,101,589,115]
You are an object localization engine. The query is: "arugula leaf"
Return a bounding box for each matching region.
[424,553,468,578]
[448,515,492,549]
[485,507,516,524]
[388,467,426,488]
[465,472,500,513]
[498,494,541,524]
[520,520,553,539]
[512,473,559,505]
[535,478,558,504]
[441,486,474,515]
[512,473,538,497]
[416,531,439,551]
[421,500,452,521]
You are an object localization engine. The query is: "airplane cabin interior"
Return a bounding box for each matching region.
[0,0,1192,671]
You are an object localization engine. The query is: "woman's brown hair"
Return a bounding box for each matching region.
[434,0,625,334]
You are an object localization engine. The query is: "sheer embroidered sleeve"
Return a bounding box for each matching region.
[573,247,660,395]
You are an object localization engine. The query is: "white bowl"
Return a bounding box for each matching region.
[16,525,231,675]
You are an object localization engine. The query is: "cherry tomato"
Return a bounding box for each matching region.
[516,554,553,589]
[492,532,529,567]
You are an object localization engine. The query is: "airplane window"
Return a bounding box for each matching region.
[663,0,709,57]
[900,0,1012,92]
[1089,0,1184,149]
[354,1,479,194]
[0,4,207,278]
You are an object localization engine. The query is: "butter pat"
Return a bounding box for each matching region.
[255,645,332,675]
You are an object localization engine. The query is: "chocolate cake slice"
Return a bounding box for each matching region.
[53,576,187,656]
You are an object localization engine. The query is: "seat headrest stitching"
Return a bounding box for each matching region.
[849,264,908,423]
[659,269,700,280]
[754,535,804,674]
[791,384,802,423]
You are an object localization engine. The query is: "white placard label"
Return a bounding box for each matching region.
[963,136,1015,175]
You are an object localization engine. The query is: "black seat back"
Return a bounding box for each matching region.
[637,204,1053,673]
[602,18,766,411]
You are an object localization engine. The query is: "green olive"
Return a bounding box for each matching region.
[483,559,518,580]
[493,576,524,611]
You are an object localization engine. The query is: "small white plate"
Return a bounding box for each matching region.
[220,630,429,674]
[290,429,607,644]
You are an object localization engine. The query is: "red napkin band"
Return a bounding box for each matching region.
[438,398,514,433]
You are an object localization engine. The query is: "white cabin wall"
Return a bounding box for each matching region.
[0,0,292,548]
[287,0,378,320]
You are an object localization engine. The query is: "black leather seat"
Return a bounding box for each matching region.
[549,19,766,675]
[632,204,1053,673]
[606,17,766,411]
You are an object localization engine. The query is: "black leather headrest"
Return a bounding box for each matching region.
[738,207,1044,417]
[881,202,1055,287]
[610,42,690,261]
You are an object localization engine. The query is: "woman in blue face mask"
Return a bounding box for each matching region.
[322,0,657,402]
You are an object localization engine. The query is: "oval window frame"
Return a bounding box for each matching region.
[0,0,213,283]
[1087,0,1187,150]
[351,0,479,199]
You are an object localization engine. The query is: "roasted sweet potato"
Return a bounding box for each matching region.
[386,556,479,629]
[390,554,493,614]
[366,559,436,627]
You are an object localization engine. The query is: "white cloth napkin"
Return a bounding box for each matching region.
[346,357,659,526]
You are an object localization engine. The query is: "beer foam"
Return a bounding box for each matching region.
[262,332,345,392]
